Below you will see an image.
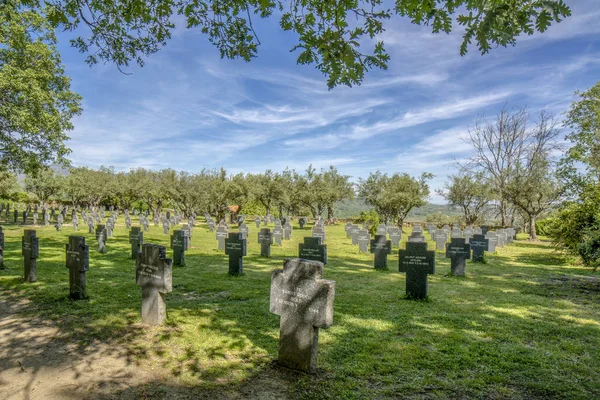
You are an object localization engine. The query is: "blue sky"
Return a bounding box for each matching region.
[56,0,600,203]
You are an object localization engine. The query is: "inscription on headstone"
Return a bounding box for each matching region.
[66,236,89,300]
[22,230,39,282]
[399,242,435,299]
[136,244,173,326]
[225,232,247,275]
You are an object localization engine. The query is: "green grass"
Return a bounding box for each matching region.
[1,221,599,399]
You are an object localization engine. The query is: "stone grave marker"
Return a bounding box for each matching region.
[350,226,361,245]
[270,258,335,373]
[136,244,172,326]
[399,242,435,299]
[433,229,448,250]
[129,226,143,259]
[376,224,387,235]
[473,227,483,235]
[273,225,283,246]
[445,238,471,276]
[255,217,261,228]
[66,235,89,300]
[486,232,498,253]
[22,230,39,282]
[258,228,273,257]
[451,227,463,239]
[470,234,489,262]
[56,214,63,231]
[356,229,371,253]
[299,236,327,264]
[481,226,489,235]
[312,226,326,241]
[216,225,228,251]
[171,230,188,266]
[463,226,474,243]
[347,224,357,239]
[389,228,402,248]
[125,215,131,230]
[33,211,38,225]
[95,225,107,254]
[225,232,247,276]
[370,234,392,270]
[283,223,292,240]
[408,232,426,243]
[299,217,307,229]
[13,209,18,223]
[239,223,249,240]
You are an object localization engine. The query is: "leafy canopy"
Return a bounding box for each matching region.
[19,0,571,88]
[0,3,82,172]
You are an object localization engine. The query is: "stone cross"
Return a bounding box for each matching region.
[356,229,371,253]
[0,227,4,269]
[346,224,357,239]
[450,228,463,239]
[22,230,39,282]
[388,228,402,248]
[283,223,292,240]
[225,232,247,275]
[56,214,63,231]
[87,217,94,233]
[171,230,188,266]
[258,228,273,257]
[463,227,474,243]
[13,209,18,223]
[312,226,326,241]
[433,231,448,251]
[66,236,89,300]
[469,234,489,262]
[445,238,471,276]
[95,224,107,254]
[299,217,306,229]
[299,237,327,264]
[129,226,143,259]
[136,244,173,326]
[216,225,228,251]
[273,225,283,246]
[370,234,392,270]
[376,224,387,235]
[486,232,498,253]
[399,242,435,299]
[125,215,131,230]
[270,258,335,373]
[72,214,79,231]
[255,217,261,228]
[239,223,249,239]
[408,232,426,243]
[33,212,38,225]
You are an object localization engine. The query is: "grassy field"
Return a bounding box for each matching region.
[1,220,599,399]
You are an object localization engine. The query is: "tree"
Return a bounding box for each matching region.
[438,172,491,226]
[358,171,432,226]
[1,4,82,173]
[251,171,285,216]
[505,112,562,240]
[462,106,529,226]
[0,171,19,199]
[322,166,354,222]
[549,81,600,269]
[35,0,570,88]
[24,167,62,203]
[557,81,600,194]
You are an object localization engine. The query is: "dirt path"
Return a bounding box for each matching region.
[0,295,295,400]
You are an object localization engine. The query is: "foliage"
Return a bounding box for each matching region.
[425,212,452,226]
[357,209,379,236]
[438,171,491,225]
[534,218,551,236]
[0,171,20,199]
[0,2,82,173]
[558,81,600,195]
[24,167,62,203]
[8,0,569,89]
[358,171,432,225]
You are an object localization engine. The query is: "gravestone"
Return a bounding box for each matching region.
[399,242,435,299]
[239,223,249,240]
[216,225,228,251]
[470,234,489,262]
[433,231,448,251]
[87,217,94,233]
[273,225,283,246]
[225,232,247,275]
[370,235,392,270]
[125,215,131,230]
[13,209,18,223]
[0,227,4,269]
[463,226,474,243]
[162,219,170,234]
[171,230,188,266]
[356,230,371,253]
[44,210,49,226]
[207,218,215,232]
[486,232,498,253]
[496,231,506,247]
[376,224,387,235]
[255,217,261,228]
[22,230,39,282]
[182,223,192,239]
[258,228,273,257]
[129,226,143,259]
[56,214,63,231]
[283,223,292,240]
[408,232,426,243]
[389,228,402,248]
[350,226,361,245]
[481,226,489,235]
[451,227,463,239]
[347,224,358,239]
[445,238,471,276]
[312,226,326,241]
[299,237,327,264]
[65,236,89,300]
[270,258,335,373]
[136,244,173,326]
[299,217,307,229]
[473,227,483,235]
[72,214,79,231]
[22,210,28,225]
[95,225,107,254]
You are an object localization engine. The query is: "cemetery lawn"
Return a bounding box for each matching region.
[1,222,599,399]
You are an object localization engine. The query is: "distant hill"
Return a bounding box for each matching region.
[333,198,462,221]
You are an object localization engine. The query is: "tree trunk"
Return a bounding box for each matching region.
[529,215,537,240]
[327,205,334,223]
[500,199,508,227]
